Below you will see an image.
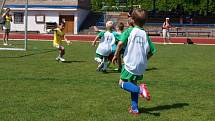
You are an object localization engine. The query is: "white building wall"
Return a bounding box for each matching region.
[11,11,60,33]
[10,9,89,34]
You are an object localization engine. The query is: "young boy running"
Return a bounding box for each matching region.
[112,9,156,115]
[111,22,125,71]
[92,21,115,72]
[53,22,70,62]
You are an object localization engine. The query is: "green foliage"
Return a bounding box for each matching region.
[91,0,215,15]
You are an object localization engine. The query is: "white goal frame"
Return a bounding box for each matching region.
[0,0,28,51]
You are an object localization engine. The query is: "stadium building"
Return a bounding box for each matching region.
[4,0,90,34]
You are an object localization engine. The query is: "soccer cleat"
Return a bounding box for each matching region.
[3,43,8,46]
[139,83,151,101]
[128,106,140,116]
[96,62,104,72]
[59,57,66,62]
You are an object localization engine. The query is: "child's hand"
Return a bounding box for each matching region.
[112,55,118,65]
[92,41,96,47]
[66,40,72,45]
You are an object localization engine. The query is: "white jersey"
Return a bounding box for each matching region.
[96,31,115,56]
[123,27,150,75]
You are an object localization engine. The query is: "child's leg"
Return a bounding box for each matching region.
[119,80,139,113]
[119,79,140,93]
[5,33,9,44]
[117,54,122,70]
[59,46,65,57]
[3,31,6,44]
[131,92,139,112]
[102,57,108,71]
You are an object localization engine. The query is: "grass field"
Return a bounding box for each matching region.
[0,41,214,121]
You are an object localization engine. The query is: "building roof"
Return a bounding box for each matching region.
[4,4,80,11]
[5,4,80,9]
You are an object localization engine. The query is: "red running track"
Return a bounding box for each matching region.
[0,33,215,44]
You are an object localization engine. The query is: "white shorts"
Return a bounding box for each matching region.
[162,29,170,39]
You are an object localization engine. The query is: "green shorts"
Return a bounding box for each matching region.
[96,53,108,59]
[120,65,143,81]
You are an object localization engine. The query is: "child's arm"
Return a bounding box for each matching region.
[10,15,12,22]
[2,12,7,18]
[147,35,156,60]
[112,41,124,64]
[2,9,10,18]
[64,35,71,45]
[92,36,99,47]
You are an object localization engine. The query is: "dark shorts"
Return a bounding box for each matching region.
[4,29,10,34]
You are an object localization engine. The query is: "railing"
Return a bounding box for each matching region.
[146,29,215,37]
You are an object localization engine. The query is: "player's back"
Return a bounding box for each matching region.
[124,27,150,75]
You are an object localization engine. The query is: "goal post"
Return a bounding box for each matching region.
[0,0,28,51]
[0,0,6,13]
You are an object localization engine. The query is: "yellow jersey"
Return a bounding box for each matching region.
[5,15,12,29]
[53,28,65,46]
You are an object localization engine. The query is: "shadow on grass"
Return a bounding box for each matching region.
[107,67,158,73]
[0,49,56,58]
[107,69,120,73]
[146,67,158,71]
[61,60,87,63]
[139,103,189,116]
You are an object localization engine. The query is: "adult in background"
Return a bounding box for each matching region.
[162,18,172,44]
[2,8,12,46]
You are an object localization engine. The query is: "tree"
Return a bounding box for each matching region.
[90,0,215,16]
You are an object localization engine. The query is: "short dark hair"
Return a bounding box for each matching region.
[131,9,147,27]
[117,22,124,31]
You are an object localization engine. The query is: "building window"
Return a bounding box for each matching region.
[35,15,45,23]
[14,12,24,24]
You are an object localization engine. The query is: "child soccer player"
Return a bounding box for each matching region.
[111,22,125,71]
[92,21,115,72]
[112,9,156,115]
[53,22,70,62]
[2,8,12,46]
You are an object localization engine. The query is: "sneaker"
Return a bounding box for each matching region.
[56,57,60,61]
[59,57,66,62]
[96,62,104,72]
[139,83,151,101]
[94,57,102,63]
[3,43,8,46]
[128,106,140,116]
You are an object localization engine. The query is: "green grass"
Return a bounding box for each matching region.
[0,41,214,121]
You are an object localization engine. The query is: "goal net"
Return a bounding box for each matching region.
[0,0,28,51]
